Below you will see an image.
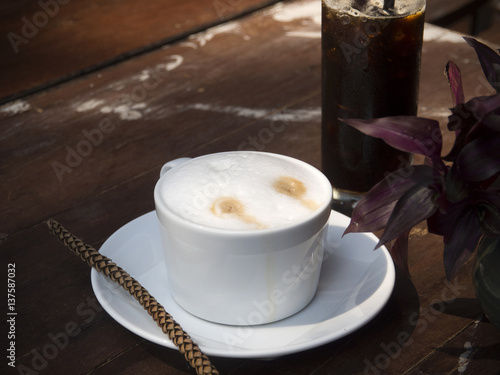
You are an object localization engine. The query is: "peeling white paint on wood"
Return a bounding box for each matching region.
[180,103,321,122]
[457,341,473,373]
[271,1,321,25]
[0,100,31,115]
[75,99,106,112]
[424,24,465,44]
[189,23,241,47]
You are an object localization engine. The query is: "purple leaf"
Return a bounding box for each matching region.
[446,61,465,106]
[484,111,500,131]
[443,130,468,163]
[376,183,438,248]
[464,37,500,93]
[390,231,411,276]
[444,94,500,161]
[474,189,500,237]
[447,103,478,132]
[471,94,500,120]
[427,199,471,238]
[445,164,469,203]
[465,95,500,127]
[442,207,482,280]
[344,165,434,235]
[474,188,500,209]
[478,203,500,237]
[447,95,500,131]
[456,136,500,182]
[342,117,444,170]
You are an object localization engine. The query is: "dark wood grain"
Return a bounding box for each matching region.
[0,0,486,105]
[1,0,499,374]
[0,4,324,236]
[407,316,500,375]
[0,0,282,103]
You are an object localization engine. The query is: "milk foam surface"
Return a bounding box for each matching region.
[159,153,330,230]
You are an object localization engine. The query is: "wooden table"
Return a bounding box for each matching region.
[1,0,499,374]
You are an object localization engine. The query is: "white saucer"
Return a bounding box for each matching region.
[91,210,395,359]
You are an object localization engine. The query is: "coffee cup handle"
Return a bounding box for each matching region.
[159,157,192,177]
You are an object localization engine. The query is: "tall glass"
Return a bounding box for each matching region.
[321,0,425,214]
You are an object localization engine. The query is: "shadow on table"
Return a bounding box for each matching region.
[239,267,421,374]
[139,267,420,374]
[431,297,500,365]
[431,297,483,320]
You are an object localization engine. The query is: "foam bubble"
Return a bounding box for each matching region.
[159,153,330,230]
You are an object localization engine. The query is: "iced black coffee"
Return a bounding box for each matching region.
[321,0,425,209]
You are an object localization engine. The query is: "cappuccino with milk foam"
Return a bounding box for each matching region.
[154,151,333,325]
[157,152,330,230]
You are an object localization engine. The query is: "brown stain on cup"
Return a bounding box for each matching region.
[273,176,319,210]
[211,197,267,229]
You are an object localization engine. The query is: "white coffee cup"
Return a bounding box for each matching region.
[154,151,333,325]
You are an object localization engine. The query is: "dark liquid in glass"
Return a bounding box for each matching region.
[321,2,425,194]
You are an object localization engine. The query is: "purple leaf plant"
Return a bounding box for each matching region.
[342,37,500,280]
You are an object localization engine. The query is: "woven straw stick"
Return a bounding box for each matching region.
[47,219,219,375]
